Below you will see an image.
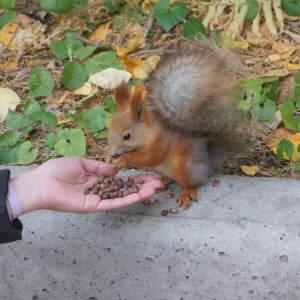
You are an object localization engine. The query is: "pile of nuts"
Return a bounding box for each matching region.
[84,175,141,200]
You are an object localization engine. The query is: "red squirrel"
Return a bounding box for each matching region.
[107,41,248,209]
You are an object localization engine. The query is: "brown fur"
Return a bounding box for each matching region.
[107,41,249,209]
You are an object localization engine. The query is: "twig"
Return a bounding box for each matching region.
[141,3,155,36]
[130,49,179,57]
[73,32,110,47]
[0,24,20,58]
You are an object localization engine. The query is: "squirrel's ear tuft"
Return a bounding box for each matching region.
[115,82,131,110]
[130,87,151,124]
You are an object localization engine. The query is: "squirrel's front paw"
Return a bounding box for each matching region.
[177,187,198,210]
[111,157,127,170]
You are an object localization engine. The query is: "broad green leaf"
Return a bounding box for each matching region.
[0,0,16,9]
[27,110,58,127]
[55,129,86,157]
[154,0,188,32]
[0,130,20,147]
[282,0,300,16]
[184,17,207,40]
[39,0,73,14]
[45,132,57,149]
[28,66,54,97]
[103,0,119,13]
[18,141,38,164]
[251,99,276,122]
[277,139,294,161]
[73,46,97,59]
[294,70,300,84]
[0,9,17,29]
[0,144,19,164]
[24,99,41,115]
[280,100,300,131]
[5,110,33,132]
[62,61,87,89]
[49,40,69,60]
[245,0,259,21]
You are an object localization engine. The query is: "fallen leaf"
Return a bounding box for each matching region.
[116,32,146,56]
[71,82,94,96]
[0,59,18,72]
[133,55,160,79]
[265,127,296,150]
[0,88,20,121]
[0,23,20,50]
[89,22,111,42]
[287,63,300,72]
[241,165,260,175]
[57,92,69,105]
[88,68,131,89]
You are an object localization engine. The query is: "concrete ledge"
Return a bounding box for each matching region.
[1,166,300,299]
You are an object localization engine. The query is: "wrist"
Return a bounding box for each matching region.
[6,199,12,220]
[9,169,41,215]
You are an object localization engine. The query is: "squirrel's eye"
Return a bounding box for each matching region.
[123,133,131,140]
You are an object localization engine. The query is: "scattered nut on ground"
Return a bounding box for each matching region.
[213,179,220,187]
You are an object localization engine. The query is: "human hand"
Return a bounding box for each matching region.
[9,157,162,216]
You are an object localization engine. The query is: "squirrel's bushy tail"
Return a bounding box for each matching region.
[145,40,249,167]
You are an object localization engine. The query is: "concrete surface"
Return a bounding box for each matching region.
[0,166,300,300]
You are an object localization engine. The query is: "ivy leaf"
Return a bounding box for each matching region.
[45,132,57,149]
[282,0,300,16]
[0,9,17,29]
[62,61,87,89]
[55,129,86,157]
[28,66,54,97]
[38,0,73,14]
[49,40,69,60]
[18,141,38,164]
[154,0,188,32]
[280,100,300,131]
[276,139,294,161]
[0,0,17,9]
[27,110,58,127]
[5,110,33,132]
[245,0,259,21]
[294,70,300,85]
[73,46,97,59]
[184,17,207,40]
[24,99,41,115]
[251,99,276,122]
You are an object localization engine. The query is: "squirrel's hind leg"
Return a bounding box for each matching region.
[177,187,198,210]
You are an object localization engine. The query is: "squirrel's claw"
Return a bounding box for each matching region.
[177,188,198,210]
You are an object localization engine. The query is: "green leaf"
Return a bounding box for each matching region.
[73,107,107,133]
[49,40,69,60]
[85,51,125,75]
[294,70,300,84]
[5,111,33,132]
[0,9,17,29]
[245,0,259,21]
[62,61,87,89]
[39,0,73,14]
[251,99,276,122]
[154,0,188,32]
[282,0,300,16]
[27,111,58,127]
[0,0,17,9]
[45,132,57,149]
[55,129,86,157]
[28,66,54,97]
[103,95,117,126]
[183,17,207,40]
[276,139,294,161]
[0,130,20,148]
[73,46,97,59]
[24,99,41,115]
[17,141,38,164]
[103,0,119,13]
[280,100,300,131]
[294,161,300,172]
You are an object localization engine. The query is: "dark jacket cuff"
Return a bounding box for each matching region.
[0,169,23,244]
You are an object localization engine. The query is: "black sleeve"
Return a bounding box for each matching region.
[0,169,23,244]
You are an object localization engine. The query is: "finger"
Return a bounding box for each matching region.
[79,158,118,177]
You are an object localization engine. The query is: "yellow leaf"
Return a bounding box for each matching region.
[116,32,146,56]
[133,55,160,79]
[89,22,110,42]
[0,23,20,49]
[71,82,94,96]
[272,133,300,161]
[0,59,18,72]
[57,92,69,105]
[0,88,20,121]
[57,116,72,125]
[287,63,300,72]
[241,165,260,175]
